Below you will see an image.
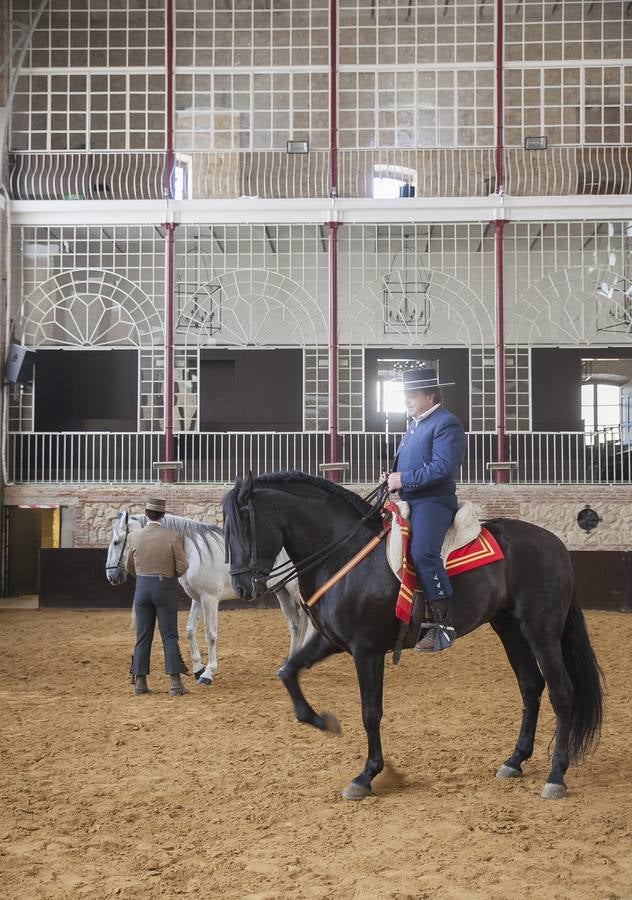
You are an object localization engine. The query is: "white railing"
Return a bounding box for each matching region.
[506,428,632,484]
[174,431,330,482]
[6,432,162,483]
[6,428,632,485]
[9,152,165,201]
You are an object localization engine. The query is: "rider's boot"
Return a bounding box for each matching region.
[169,673,187,696]
[415,599,454,653]
[133,674,149,695]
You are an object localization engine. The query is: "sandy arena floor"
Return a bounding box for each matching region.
[1,607,631,900]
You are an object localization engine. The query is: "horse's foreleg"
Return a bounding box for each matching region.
[184,600,205,680]
[491,611,545,778]
[341,651,386,801]
[277,631,342,733]
[198,594,219,685]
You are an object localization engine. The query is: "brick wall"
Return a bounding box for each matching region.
[3,482,631,551]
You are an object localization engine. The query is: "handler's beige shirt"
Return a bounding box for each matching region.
[126,521,188,578]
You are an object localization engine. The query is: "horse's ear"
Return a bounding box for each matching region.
[238,471,253,504]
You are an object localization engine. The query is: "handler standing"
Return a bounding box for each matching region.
[127,498,189,695]
[386,368,466,653]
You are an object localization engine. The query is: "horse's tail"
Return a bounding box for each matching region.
[561,591,604,762]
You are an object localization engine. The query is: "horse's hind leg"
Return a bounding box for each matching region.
[184,600,205,680]
[520,628,574,799]
[341,651,386,801]
[277,631,343,733]
[276,586,309,658]
[491,611,545,778]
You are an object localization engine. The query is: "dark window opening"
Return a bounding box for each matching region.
[34,349,138,432]
[200,349,302,431]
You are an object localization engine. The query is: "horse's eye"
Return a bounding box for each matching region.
[113,540,119,546]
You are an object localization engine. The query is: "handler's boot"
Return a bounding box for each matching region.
[133,674,149,695]
[415,599,454,653]
[169,674,188,696]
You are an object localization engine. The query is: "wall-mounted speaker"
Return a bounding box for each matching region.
[4,344,36,384]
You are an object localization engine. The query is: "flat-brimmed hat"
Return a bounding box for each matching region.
[398,367,454,390]
[145,498,166,513]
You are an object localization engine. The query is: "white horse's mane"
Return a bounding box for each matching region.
[127,512,224,560]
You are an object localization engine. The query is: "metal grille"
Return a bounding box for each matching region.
[11,71,166,152]
[338,223,496,432]
[504,0,630,64]
[504,64,630,147]
[11,0,165,68]
[174,0,329,67]
[338,68,494,149]
[338,0,495,66]
[11,225,166,432]
[505,221,632,347]
[174,71,328,152]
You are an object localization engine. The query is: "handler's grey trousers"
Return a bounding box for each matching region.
[131,576,187,676]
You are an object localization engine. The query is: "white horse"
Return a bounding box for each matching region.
[105,511,312,684]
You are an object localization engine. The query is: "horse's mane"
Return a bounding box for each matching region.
[131,513,223,558]
[255,471,372,516]
[223,471,372,541]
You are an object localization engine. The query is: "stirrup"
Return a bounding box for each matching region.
[415,625,454,653]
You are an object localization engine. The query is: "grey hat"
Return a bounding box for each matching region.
[398,366,454,390]
[145,497,166,513]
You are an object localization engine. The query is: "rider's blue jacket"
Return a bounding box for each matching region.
[394,405,466,501]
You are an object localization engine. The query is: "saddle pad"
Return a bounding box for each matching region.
[387,499,481,576]
[444,527,504,576]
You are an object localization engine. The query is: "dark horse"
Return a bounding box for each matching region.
[223,471,603,801]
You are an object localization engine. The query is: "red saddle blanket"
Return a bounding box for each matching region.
[444,527,504,576]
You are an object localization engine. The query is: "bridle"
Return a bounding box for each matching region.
[105,519,130,572]
[226,498,271,595]
[226,482,388,596]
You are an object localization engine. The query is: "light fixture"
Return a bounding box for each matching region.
[286,140,309,154]
[524,135,547,151]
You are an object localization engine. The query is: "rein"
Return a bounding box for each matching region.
[233,482,389,596]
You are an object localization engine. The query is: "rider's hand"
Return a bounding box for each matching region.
[387,472,402,493]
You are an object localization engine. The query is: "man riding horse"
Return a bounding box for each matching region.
[386,366,466,653]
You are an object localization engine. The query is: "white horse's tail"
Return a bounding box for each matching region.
[130,605,136,630]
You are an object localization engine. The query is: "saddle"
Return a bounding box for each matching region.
[386,499,480,579]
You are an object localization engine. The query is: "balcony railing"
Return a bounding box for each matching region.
[9,145,632,200]
[6,428,632,485]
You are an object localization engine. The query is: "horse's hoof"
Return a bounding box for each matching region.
[541,782,567,800]
[321,712,342,735]
[341,782,372,801]
[193,669,205,680]
[197,677,213,686]
[496,764,522,779]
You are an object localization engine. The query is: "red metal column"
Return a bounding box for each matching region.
[162,0,176,482]
[328,221,339,477]
[494,219,508,484]
[163,221,175,482]
[164,0,175,202]
[329,0,338,199]
[493,0,508,484]
[326,0,340,480]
